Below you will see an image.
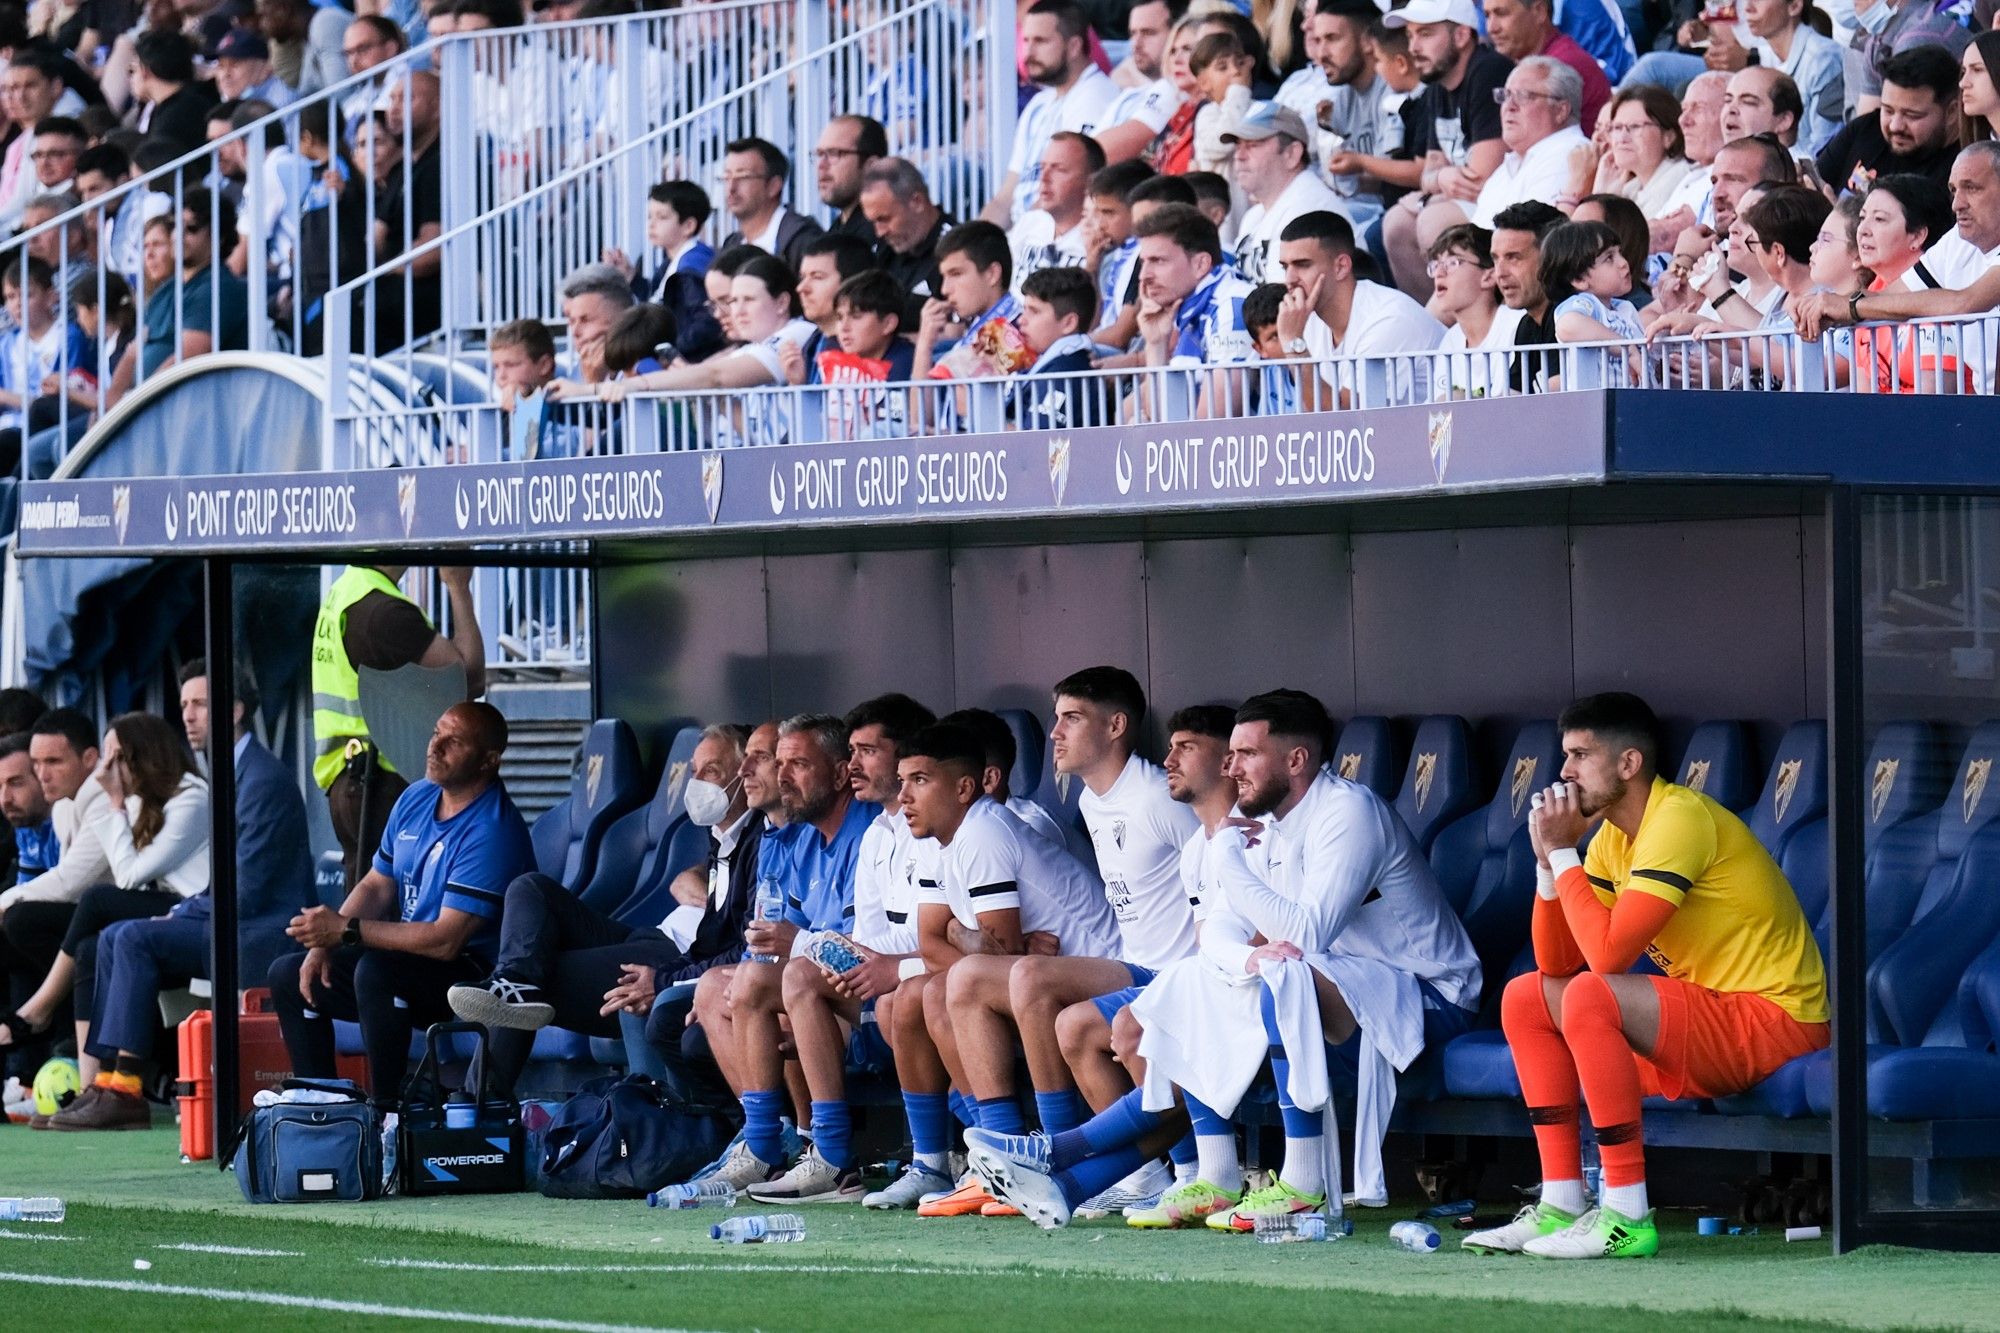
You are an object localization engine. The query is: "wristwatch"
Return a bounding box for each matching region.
[1847,291,1865,323]
[1285,337,1310,355]
[341,916,363,948]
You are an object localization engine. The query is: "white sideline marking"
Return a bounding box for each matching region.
[0,1272,710,1331]
[0,1230,77,1242]
[367,1258,992,1276]
[156,1243,305,1257]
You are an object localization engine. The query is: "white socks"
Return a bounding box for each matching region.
[1195,1134,1243,1194]
[1601,1181,1649,1218]
[1541,1178,1589,1215]
[915,1150,950,1176]
[1278,1138,1325,1198]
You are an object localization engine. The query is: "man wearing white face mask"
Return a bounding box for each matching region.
[451,722,758,1094]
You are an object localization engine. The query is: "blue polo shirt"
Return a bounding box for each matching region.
[371,779,534,963]
[769,796,881,935]
[13,819,57,884]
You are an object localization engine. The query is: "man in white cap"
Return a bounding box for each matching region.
[1376,0,1512,298]
[1223,101,1347,285]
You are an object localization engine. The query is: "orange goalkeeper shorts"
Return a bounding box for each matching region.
[1637,976,1830,1102]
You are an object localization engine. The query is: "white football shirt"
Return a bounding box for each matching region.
[922,797,1119,958]
[1079,754,1202,969]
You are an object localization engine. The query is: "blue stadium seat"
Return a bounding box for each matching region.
[1674,720,1758,812]
[998,707,1046,801]
[1329,715,1400,801]
[1429,721,1563,987]
[1392,715,1479,854]
[583,722,708,921]
[1745,720,1827,866]
[1021,706,1100,873]
[530,719,648,892]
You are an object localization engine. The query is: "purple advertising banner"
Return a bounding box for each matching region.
[15,393,1607,557]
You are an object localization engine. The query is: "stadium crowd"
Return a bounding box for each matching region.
[0,0,1993,461]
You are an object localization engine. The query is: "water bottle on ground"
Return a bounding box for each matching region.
[1254,1212,1334,1243]
[711,1213,806,1244]
[649,1180,737,1209]
[1390,1220,1441,1253]
[0,1198,63,1223]
[751,878,784,964]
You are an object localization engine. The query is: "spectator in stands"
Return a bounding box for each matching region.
[985,0,1117,226]
[488,317,570,459]
[1011,130,1104,290]
[1378,0,1512,297]
[1545,218,1644,344]
[255,0,350,99]
[375,68,442,345]
[1472,58,1590,227]
[1146,15,1205,174]
[605,180,713,302]
[589,255,813,405]
[1719,68,1808,160]
[1710,133,1799,237]
[739,696,934,1205]
[550,261,633,391]
[1245,280,1299,412]
[816,114,888,246]
[1430,222,1523,396]
[1272,208,1443,408]
[1096,0,1187,164]
[337,15,402,137]
[1737,0,1843,153]
[211,27,289,106]
[1464,692,1825,1259]
[27,116,84,201]
[1586,87,1695,222]
[58,661,311,1130]
[1641,69,1727,253]
[788,232,879,377]
[971,689,1479,1234]
[130,30,216,157]
[925,673,1190,1219]
[1223,101,1343,285]
[696,244,761,349]
[1187,30,1255,184]
[1082,159,1150,336]
[642,719,783,1108]
[449,723,756,1097]
[0,257,83,469]
[76,142,168,284]
[911,221,1029,385]
[1737,184,1833,330]
[309,564,485,889]
[1964,34,2000,145]
[600,303,675,383]
[685,712,876,1192]
[860,157,953,329]
[1853,0,1970,117]
[1854,171,1955,292]
[1817,45,1962,196]
[1013,265,1106,431]
[273,702,534,1102]
[20,194,87,310]
[1574,193,1652,300]
[1490,198,1565,391]
[0,712,208,1095]
[0,736,56,893]
[718,137,824,272]
[1313,0,1403,243]
[816,270,916,440]
[289,113,369,355]
[1274,0,1334,163]
[110,193,248,401]
[1181,169,1233,235]
[1130,203,1257,418]
[1,53,82,231]
[1483,0,1609,134]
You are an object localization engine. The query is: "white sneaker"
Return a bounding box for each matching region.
[863,1161,954,1210]
[745,1144,864,1204]
[1076,1157,1174,1218]
[696,1138,781,1193]
[1520,1206,1659,1259]
[1462,1202,1581,1254]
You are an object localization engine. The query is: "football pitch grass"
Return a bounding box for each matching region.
[0,1128,1994,1332]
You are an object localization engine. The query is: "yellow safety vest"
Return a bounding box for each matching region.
[310,566,421,790]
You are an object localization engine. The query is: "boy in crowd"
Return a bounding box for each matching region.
[489,318,584,461]
[1095,175,1199,352]
[1427,223,1522,398]
[1013,265,1105,431]
[818,270,917,441]
[1244,281,1301,415]
[1082,160,1153,333]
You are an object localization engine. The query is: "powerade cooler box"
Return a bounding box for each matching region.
[397,1021,525,1196]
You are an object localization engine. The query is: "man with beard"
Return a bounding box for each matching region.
[984,0,1118,226]
[1097,0,1188,163]
[816,115,890,248]
[683,714,877,1192]
[1463,693,1827,1260]
[967,690,1479,1232]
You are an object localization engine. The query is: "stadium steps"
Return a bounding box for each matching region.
[491,683,592,823]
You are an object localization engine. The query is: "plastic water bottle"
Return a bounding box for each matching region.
[380,1113,400,1196]
[1254,1212,1334,1243]
[1390,1220,1441,1253]
[649,1180,737,1209]
[751,877,784,963]
[711,1213,805,1244]
[0,1198,63,1223]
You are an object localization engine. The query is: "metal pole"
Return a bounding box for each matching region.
[205,557,243,1155]
[1826,485,1867,1254]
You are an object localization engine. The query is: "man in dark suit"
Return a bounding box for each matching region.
[51,661,314,1131]
[450,721,773,1096]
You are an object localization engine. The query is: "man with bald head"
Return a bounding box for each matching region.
[1650,69,1729,251]
[271,701,535,1100]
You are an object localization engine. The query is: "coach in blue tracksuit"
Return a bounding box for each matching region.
[269,701,533,1100]
[57,663,315,1131]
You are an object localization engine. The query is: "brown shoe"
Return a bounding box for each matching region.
[49,1086,149,1131]
[29,1084,96,1130]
